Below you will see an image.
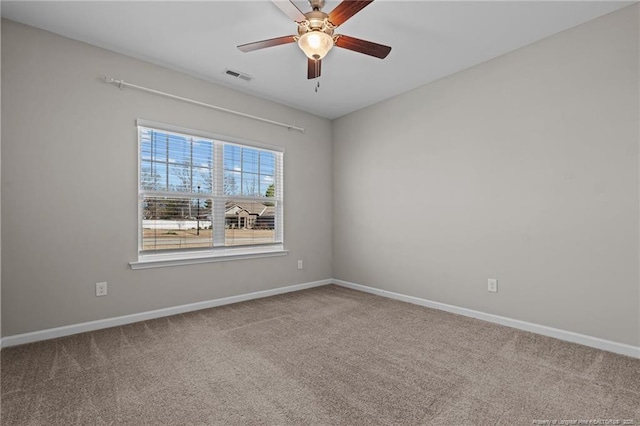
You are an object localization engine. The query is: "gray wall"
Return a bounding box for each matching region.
[333,6,640,346]
[1,20,333,336]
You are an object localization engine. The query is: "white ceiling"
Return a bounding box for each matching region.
[1,1,633,119]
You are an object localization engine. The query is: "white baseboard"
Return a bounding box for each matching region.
[1,279,332,349]
[4,278,638,359]
[333,279,640,359]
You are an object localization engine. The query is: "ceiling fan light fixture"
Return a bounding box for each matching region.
[298,31,333,60]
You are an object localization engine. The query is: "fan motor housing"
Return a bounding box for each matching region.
[298,10,334,36]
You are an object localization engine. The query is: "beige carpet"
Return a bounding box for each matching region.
[1,284,639,425]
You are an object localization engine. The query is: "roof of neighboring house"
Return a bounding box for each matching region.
[225,201,275,217]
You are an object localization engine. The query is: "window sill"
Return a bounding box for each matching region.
[130,247,288,270]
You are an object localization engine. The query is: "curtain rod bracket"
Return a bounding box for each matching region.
[103,76,123,90]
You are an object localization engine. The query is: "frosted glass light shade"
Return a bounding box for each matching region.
[298,31,334,60]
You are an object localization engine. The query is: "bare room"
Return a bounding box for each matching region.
[1,1,639,424]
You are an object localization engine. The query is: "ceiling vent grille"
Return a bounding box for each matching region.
[224,69,253,82]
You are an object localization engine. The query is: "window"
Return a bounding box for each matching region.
[135,121,284,266]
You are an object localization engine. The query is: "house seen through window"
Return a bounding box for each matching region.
[138,124,283,257]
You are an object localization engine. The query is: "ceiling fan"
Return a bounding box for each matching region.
[238,0,391,80]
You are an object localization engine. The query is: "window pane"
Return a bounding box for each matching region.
[142,197,213,252]
[259,151,275,176]
[169,163,191,192]
[140,133,152,161]
[193,167,212,194]
[141,161,167,191]
[223,145,241,171]
[242,172,259,197]
[221,145,276,197]
[224,170,240,195]
[260,175,275,197]
[167,134,190,165]
[224,198,276,247]
[150,131,167,162]
[140,161,156,190]
[242,148,259,174]
[193,139,213,169]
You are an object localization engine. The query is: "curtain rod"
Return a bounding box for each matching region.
[103,76,305,133]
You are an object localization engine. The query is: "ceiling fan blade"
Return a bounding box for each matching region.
[238,35,297,52]
[334,34,391,59]
[272,0,307,23]
[308,58,322,79]
[327,0,374,27]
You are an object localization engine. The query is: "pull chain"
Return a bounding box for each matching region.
[314,59,320,93]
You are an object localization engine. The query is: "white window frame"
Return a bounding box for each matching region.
[130,119,286,269]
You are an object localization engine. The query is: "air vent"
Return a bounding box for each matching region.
[224,69,253,82]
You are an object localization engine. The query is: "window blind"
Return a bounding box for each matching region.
[138,125,283,256]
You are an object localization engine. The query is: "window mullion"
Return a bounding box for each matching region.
[138,127,144,253]
[240,148,244,196]
[213,142,225,247]
[165,133,169,190]
[190,137,194,192]
[275,152,284,243]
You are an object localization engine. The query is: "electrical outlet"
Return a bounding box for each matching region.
[297,260,304,270]
[96,282,108,297]
[487,278,498,293]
